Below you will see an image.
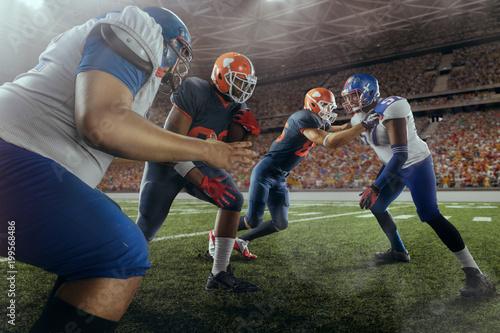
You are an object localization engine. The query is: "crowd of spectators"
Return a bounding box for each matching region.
[97,162,144,192]
[428,110,500,189]
[448,41,500,90]
[98,40,500,192]
[409,91,492,109]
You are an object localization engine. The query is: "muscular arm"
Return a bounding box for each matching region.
[328,122,351,133]
[74,70,254,169]
[302,123,366,149]
[385,118,407,145]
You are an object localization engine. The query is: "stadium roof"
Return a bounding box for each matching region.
[0,0,498,83]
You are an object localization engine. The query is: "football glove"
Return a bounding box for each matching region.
[361,109,380,130]
[359,184,381,209]
[199,175,237,208]
[232,108,260,136]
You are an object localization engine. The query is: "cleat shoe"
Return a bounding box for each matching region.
[208,230,215,258]
[460,267,496,298]
[234,238,257,259]
[374,249,410,262]
[205,265,259,293]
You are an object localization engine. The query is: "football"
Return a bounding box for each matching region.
[227,121,248,142]
[227,121,257,148]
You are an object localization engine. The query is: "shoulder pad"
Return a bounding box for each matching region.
[100,23,153,74]
[375,97,410,119]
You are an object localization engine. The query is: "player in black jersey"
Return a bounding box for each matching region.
[137,52,260,292]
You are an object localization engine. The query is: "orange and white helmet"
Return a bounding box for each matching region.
[211,52,257,103]
[304,88,338,123]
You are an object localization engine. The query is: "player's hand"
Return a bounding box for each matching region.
[204,134,256,169]
[359,184,381,209]
[199,175,236,208]
[361,109,379,130]
[233,108,260,135]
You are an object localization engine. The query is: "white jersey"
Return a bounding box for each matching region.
[0,6,164,187]
[351,97,430,168]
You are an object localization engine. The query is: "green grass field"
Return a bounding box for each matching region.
[1,199,499,332]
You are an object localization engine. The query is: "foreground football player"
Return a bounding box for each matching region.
[220,88,379,259]
[0,7,255,332]
[137,52,261,293]
[341,73,496,297]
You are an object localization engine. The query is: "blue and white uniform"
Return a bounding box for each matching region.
[137,78,247,242]
[0,6,165,280]
[244,109,330,230]
[351,96,440,221]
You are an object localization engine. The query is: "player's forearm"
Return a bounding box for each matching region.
[78,109,208,162]
[185,167,205,186]
[78,108,255,169]
[328,124,348,133]
[325,123,365,148]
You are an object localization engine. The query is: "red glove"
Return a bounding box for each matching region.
[232,108,260,135]
[359,184,381,209]
[199,175,237,208]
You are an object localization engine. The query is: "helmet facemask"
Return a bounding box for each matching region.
[226,71,257,104]
[341,89,364,114]
[317,101,338,123]
[161,36,193,94]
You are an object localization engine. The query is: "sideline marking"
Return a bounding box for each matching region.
[472,217,492,222]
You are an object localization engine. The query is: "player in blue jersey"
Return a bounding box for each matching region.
[137,52,261,293]
[341,73,495,298]
[215,87,380,259]
[0,7,256,332]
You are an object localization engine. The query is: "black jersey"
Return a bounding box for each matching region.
[170,77,247,141]
[265,109,330,172]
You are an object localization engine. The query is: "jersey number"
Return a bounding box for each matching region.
[275,122,315,157]
[188,126,228,141]
[296,141,316,157]
[275,122,289,142]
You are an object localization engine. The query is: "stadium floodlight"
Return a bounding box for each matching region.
[15,0,44,10]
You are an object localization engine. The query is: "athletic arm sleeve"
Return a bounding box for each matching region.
[373,143,408,189]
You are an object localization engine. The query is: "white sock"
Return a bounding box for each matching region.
[453,246,480,272]
[212,237,234,275]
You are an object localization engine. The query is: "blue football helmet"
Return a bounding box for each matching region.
[142,7,193,92]
[341,74,380,113]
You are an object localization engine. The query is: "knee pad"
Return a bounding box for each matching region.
[109,232,151,279]
[417,206,441,222]
[271,218,289,231]
[77,222,151,281]
[65,216,151,281]
[221,189,244,212]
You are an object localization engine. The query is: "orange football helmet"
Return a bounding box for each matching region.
[304,88,338,123]
[211,52,257,103]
